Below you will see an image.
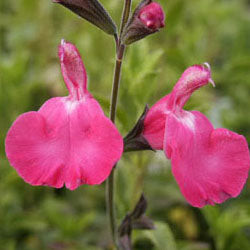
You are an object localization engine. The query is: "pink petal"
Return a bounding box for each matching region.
[59,40,88,99]
[164,111,250,207]
[139,2,165,30]
[167,64,213,110]
[5,96,123,190]
[143,95,170,150]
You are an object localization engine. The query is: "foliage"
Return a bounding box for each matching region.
[0,0,250,249]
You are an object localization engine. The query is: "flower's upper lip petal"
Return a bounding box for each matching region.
[166,63,213,109]
[59,40,88,99]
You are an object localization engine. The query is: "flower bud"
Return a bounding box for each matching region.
[53,0,117,35]
[139,2,165,29]
[121,0,165,45]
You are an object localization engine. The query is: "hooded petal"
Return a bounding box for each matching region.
[59,40,88,99]
[167,63,214,111]
[164,110,250,207]
[5,96,123,190]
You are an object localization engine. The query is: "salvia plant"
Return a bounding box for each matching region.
[4,0,250,249]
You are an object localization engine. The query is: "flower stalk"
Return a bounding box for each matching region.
[106,45,125,248]
[106,1,131,248]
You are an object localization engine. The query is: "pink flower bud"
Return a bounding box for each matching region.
[121,0,165,45]
[139,2,165,30]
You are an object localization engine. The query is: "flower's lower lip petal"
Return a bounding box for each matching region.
[5,97,123,189]
[5,110,66,188]
[164,111,250,207]
[63,98,123,189]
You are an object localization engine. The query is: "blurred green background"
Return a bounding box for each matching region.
[1,0,250,249]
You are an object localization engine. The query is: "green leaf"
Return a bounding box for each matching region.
[134,221,177,250]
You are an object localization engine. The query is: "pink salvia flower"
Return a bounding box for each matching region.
[143,63,250,207]
[139,2,165,30]
[5,40,123,190]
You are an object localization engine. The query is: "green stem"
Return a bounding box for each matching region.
[106,45,125,249]
[110,45,125,122]
[106,0,132,248]
[106,168,117,246]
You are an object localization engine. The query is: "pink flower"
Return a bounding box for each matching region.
[5,40,123,190]
[139,2,165,30]
[143,63,250,207]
